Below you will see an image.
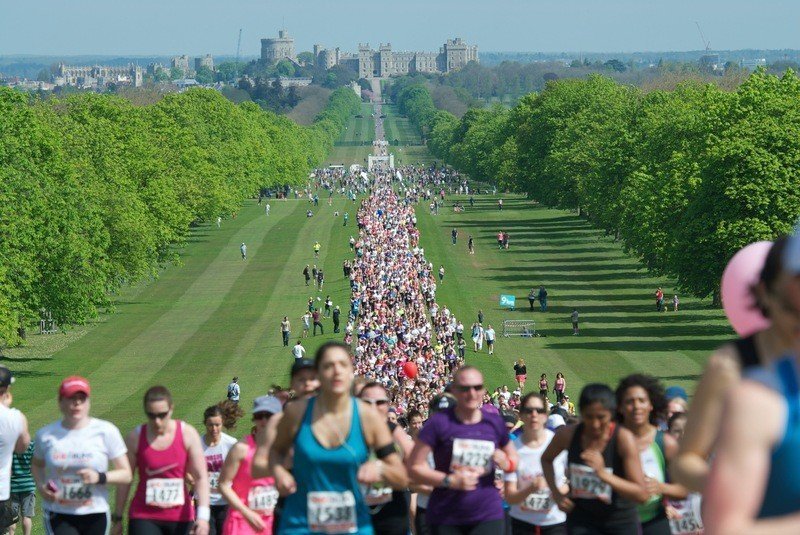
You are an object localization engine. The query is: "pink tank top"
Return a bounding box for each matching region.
[224,435,276,532]
[130,420,194,522]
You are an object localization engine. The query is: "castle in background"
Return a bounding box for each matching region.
[260,30,478,78]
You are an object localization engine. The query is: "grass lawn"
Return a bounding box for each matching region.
[382,105,423,146]
[324,102,375,167]
[416,196,730,398]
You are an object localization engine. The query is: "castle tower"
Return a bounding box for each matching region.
[261,29,296,64]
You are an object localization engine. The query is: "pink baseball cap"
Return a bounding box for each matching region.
[59,376,91,398]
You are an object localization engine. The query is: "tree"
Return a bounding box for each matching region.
[169,67,183,80]
[276,59,296,77]
[604,59,626,72]
[297,52,315,66]
[195,66,214,85]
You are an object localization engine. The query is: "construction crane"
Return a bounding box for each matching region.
[695,21,710,52]
[234,28,242,82]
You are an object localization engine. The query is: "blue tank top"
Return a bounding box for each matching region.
[280,397,372,534]
[751,358,800,518]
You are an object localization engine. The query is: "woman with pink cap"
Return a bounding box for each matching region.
[32,376,132,534]
[218,395,282,534]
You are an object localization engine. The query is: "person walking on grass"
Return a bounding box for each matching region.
[227,377,240,404]
[301,312,311,338]
[312,309,324,336]
[672,294,679,312]
[472,322,484,352]
[468,235,474,255]
[302,265,310,286]
[344,212,349,226]
[240,243,247,260]
[571,309,580,335]
[313,241,321,259]
[528,288,537,311]
[317,269,324,291]
[451,228,458,245]
[281,316,291,347]
[217,217,221,229]
[438,265,445,283]
[292,341,306,360]
[324,296,332,318]
[265,203,270,216]
[538,286,548,312]
[9,440,35,535]
[485,325,496,355]
[332,306,341,333]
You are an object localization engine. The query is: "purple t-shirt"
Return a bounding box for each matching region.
[418,407,509,525]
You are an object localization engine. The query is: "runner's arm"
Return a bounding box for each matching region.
[184,423,210,508]
[659,432,688,500]
[408,439,446,488]
[267,401,304,483]
[672,346,741,492]
[542,425,573,502]
[596,427,649,503]
[504,476,536,505]
[703,381,800,535]
[252,412,283,478]
[114,429,139,519]
[218,443,251,515]
[14,412,30,453]
[361,403,409,489]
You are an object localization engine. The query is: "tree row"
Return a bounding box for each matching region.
[0,86,360,345]
[394,70,800,302]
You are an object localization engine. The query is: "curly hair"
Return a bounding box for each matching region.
[615,374,667,425]
[204,400,244,431]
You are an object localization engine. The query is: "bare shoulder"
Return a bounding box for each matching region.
[707,343,744,376]
[722,380,785,445]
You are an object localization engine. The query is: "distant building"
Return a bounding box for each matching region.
[740,58,767,70]
[56,63,143,88]
[171,55,191,75]
[278,76,312,88]
[195,54,214,72]
[312,36,478,79]
[699,53,722,72]
[261,30,296,64]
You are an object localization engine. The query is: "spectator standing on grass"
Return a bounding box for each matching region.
[324,296,332,318]
[478,310,484,324]
[216,217,221,229]
[485,325,496,355]
[497,231,504,250]
[312,309,324,336]
[539,374,549,398]
[280,316,291,347]
[292,341,305,360]
[571,309,580,335]
[451,228,458,245]
[332,306,341,333]
[438,265,445,283]
[498,198,504,210]
[302,265,310,286]
[472,322,484,352]
[672,294,679,312]
[311,266,318,287]
[301,312,311,338]
[655,287,664,312]
[240,243,247,260]
[468,235,474,255]
[514,360,527,390]
[528,288,537,311]
[317,269,324,291]
[538,286,548,312]
[227,377,240,404]
[265,203,270,216]
[503,231,510,250]
[9,441,35,535]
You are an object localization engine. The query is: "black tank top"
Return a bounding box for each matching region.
[370,422,410,531]
[734,335,760,369]
[567,423,638,526]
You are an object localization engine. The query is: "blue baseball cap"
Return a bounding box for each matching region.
[665,386,688,401]
[786,223,800,274]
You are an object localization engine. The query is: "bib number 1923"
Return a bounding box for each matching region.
[307,490,357,534]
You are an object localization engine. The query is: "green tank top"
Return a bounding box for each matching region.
[638,431,666,523]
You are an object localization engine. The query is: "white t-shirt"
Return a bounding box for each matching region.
[292,344,306,359]
[485,328,496,342]
[504,431,568,527]
[0,406,24,500]
[34,418,127,514]
[202,433,238,506]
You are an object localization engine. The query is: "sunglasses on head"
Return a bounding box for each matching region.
[364,398,390,406]
[456,384,484,393]
[520,407,547,415]
[146,411,170,420]
[252,412,273,420]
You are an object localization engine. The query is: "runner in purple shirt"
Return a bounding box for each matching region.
[408,366,518,534]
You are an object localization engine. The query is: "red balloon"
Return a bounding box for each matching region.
[403,362,418,379]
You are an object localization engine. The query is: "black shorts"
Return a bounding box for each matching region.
[511,517,567,535]
[43,511,109,535]
[128,518,193,535]
[430,519,504,535]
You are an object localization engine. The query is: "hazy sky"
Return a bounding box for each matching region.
[2,0,798,56]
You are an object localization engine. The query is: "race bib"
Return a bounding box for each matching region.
[450,438,494,473]
[521,491,552,513]
[58,475,93,506]
[569,464,612,503]
[669,498,704,535]
[362,483,392,506]
[145,478,185,508]
[307,490,357,534]
[248,485,279,513]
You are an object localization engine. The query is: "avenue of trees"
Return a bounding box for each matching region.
[0,86,360,345]
[395,69,800,302]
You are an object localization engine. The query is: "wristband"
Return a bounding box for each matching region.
[98,472,107,485]
[196,505,210,522]
[504,457,516,474]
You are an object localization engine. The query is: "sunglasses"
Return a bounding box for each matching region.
[520,407,548,415]
[146,411,170,420]
[364,399,390,406]
[252,412,273,420]
[456,384,484,393]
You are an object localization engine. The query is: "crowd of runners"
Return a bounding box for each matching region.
[2,167,800,535]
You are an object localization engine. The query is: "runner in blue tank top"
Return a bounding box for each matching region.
[269,342,408,534]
